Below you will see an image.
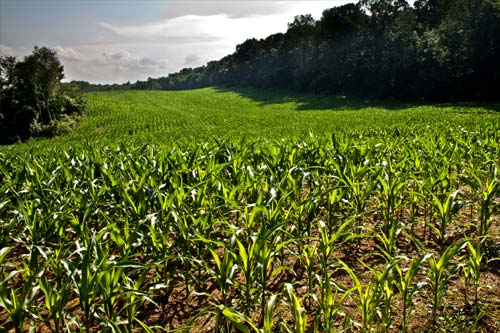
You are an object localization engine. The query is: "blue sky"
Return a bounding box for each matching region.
[1,0,350,83]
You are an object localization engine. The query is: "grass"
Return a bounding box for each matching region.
[0,87,499,332]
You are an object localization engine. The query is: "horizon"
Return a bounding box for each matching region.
[0,0,351,84]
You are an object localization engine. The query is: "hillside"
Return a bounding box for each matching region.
[3,88,499,151]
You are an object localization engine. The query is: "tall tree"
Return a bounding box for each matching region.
[119,0,499,101]
[0,47,84,143]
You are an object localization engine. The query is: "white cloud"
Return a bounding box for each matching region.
[99,1,334,46]
[0,44,30,58]
[100,51,167,70]
[156,1,350,20]
[100,13,280,44]
[2,1,351,83]
[49,45,170,83]
[103,50,129,61]
[56,46,81,60]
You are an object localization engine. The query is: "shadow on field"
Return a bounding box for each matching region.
[214,86,419,111]
[436,101,500,113]
[213,86,500,112]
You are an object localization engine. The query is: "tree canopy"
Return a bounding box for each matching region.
[76,0,499,101]
[0,47,84,143]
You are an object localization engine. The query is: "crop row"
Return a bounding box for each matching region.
[0,125,499,332]
[20,89,500,147]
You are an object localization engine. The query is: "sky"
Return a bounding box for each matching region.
[0,0,351,84]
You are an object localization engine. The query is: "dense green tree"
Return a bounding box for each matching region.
[79,1,499,101]
[318,3,367,40]
[0,47,84,143]
[468,0,500,98]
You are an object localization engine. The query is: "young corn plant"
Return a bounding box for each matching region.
[312,267,353,333]
[206,243,238,333]
[38,274,72,333]
[209,244,237,307]
[170,211,197,301]
[71,237,108,332]
[375,159,407,237]
[262,294,278,333]
[414,238,466,326]
[393,253,430,333]
[95,258,127,328]
[105,218,144,259]
[336,159,376,234]
[460,167,499,242]
[0,250,42,333]
[37,248,73,333]
[115,261,153,332]
[215,305,260,333]
[296,242,318,306]
[366,262,397,332]
[337,259,382,333]
[252,229,288,325]
[321,187,345,233]
[233,214,288,320]
[231,226,259,313]
[419,159,451,240]
[318,213,356,267]
[283,283,307,333]
[215,294,278,333]
[373,223,402,261]
[146,213,175,290]
[19,199,44,269]
[408,190,423,238]
[428,190,462,248]
[195,233,237,308]
[461,241,483,308]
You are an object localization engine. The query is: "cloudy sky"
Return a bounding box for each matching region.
[0,0,350,84]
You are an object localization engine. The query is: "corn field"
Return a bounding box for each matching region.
[1,123,499,331]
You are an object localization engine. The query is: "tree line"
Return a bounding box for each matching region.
[76,0,500,100]
[0,47,85,143]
